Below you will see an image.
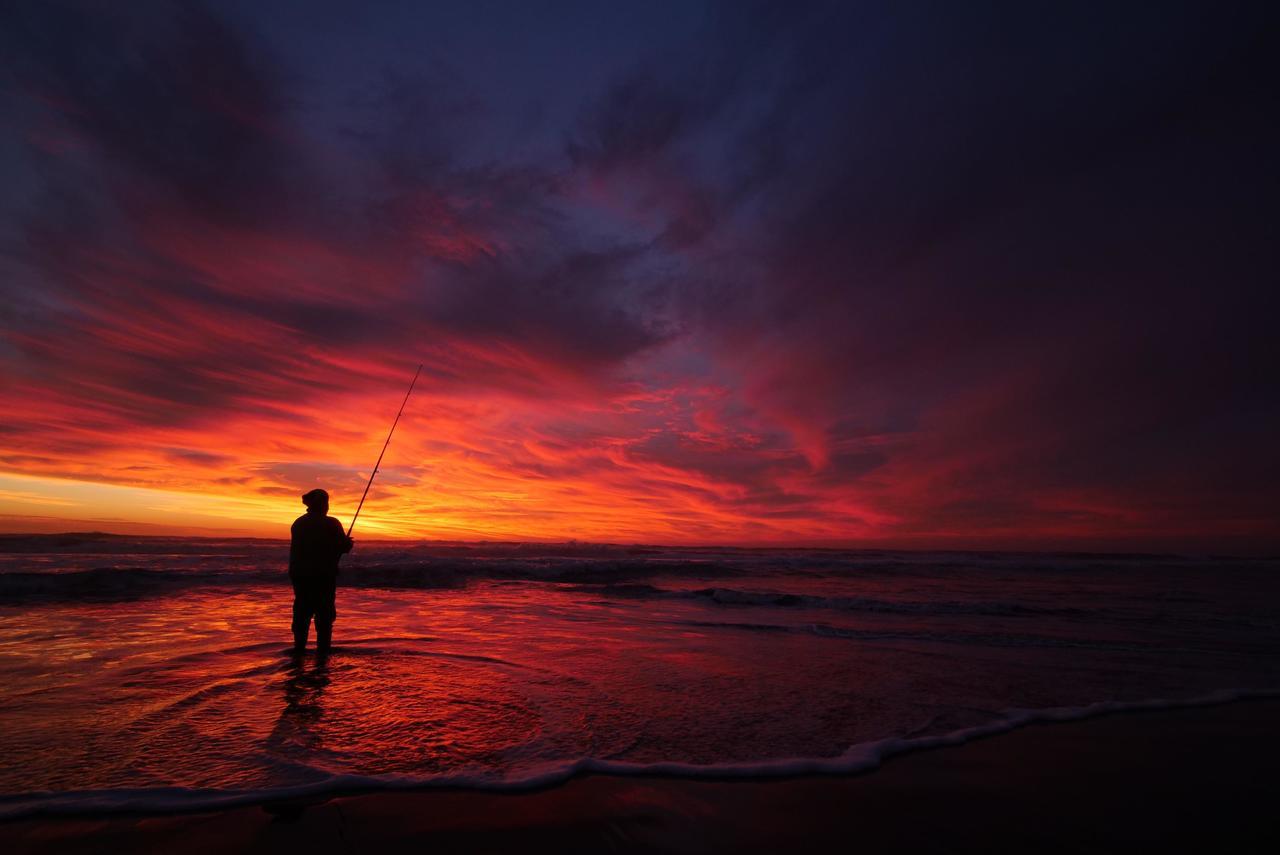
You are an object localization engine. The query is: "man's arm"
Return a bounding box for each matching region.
[288,519,300,574]
[329,517,354,554]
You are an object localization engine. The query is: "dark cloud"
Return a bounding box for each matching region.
[4,1,304,226]
[556,0,1278,540]
[2,0,671,428]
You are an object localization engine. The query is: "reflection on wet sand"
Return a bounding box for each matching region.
[267,655,332,755]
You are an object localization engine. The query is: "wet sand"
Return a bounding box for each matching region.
[5,698,1276,854]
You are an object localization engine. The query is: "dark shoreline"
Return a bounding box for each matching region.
[5,697,1277,853]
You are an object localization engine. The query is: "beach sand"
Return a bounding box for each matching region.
[5,698,1276,854]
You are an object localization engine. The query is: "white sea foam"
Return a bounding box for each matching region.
[3,688,1275,821]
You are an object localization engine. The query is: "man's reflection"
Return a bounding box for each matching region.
[267,657,332,753]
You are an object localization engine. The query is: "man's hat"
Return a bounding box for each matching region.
[302,488,329,508]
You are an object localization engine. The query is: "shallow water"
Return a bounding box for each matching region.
[1,536,1277,816]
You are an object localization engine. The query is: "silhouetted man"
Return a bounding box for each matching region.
[289,489,353,658]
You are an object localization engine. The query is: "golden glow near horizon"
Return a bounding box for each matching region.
[0,471,468,539]
[1,361,903,544]
[0,472,292,536]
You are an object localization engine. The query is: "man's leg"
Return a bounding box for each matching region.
[314,576,337,657]
[291,577,313,654]
[314,624,331,657]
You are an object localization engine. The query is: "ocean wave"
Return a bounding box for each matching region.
[2,688,1275,820]
[3,537,1275,609]
[582,583,1086,617]
[0,559,747,603]
[798,621,1172,652]
[674,618,1166,652]
[7,533,1268,569]
[0,567,280,602]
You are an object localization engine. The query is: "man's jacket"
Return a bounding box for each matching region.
[289,512,353,578]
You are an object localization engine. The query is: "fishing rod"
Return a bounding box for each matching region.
[348,363,422,537]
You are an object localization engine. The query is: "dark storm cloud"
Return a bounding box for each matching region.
[1,0,670,432]
[4,1,305,226]
[565,0,1277,537]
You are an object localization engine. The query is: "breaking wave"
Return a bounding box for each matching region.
[2,689,1275,820]
[579,582,1085,617]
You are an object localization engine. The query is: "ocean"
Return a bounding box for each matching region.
[1,535,1277,818]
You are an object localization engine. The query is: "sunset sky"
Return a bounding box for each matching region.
[1,1,1275,549]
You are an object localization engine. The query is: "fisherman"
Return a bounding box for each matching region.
[289,489,353,658]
